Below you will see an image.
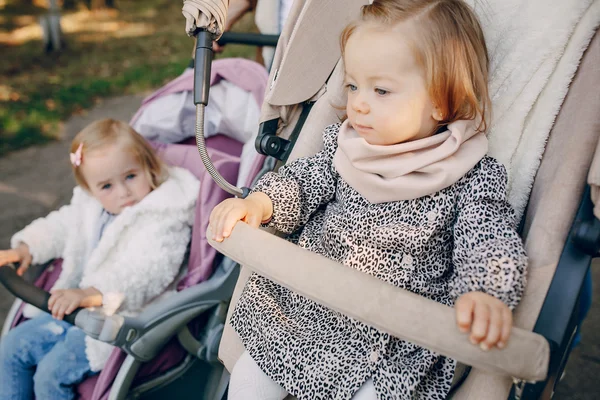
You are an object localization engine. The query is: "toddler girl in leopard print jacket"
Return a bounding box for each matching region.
[210,1,528,399]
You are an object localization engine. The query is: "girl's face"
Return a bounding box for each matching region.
[344,22,441,146]
[80,143,152,214]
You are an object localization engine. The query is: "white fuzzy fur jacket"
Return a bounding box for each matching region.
[10,166,200,371]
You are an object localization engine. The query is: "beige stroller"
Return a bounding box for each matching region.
[181,0,600,398]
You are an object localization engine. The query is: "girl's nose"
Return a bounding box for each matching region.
[351,94,369,114]
[117,184,131,198]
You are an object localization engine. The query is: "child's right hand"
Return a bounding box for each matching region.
[0,243,32,276]
[209,192,273,242]
[455,291,513,351]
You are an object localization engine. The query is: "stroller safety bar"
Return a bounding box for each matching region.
[207,223,550,382]
[0,263,124,339]
[0,258,241,363]
[0,264,78,325]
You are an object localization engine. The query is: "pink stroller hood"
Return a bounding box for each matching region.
[130,58,268,128]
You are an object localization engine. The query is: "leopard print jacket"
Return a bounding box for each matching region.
[230,123,528,400]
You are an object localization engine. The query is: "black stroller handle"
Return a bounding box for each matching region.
[194,29,214,106]
[192,29,250,198]
[0,263,81,325]
[217,32,279,47]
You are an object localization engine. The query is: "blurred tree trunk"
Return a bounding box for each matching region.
[90,0,116,9]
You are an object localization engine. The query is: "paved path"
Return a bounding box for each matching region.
[0,95,597,399]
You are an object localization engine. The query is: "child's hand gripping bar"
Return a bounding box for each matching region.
[0,264,123,342]
[0,263,79,325]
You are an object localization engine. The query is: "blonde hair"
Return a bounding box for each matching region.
[70,119,168,191]
[340,0,491,132]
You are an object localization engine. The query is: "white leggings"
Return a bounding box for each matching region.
[228,351,377,400]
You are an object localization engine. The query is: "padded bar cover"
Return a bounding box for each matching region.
[208,223,550,382]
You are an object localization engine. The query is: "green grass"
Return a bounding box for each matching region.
[0,0,258,156]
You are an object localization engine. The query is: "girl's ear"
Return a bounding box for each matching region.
[432,106,444,122]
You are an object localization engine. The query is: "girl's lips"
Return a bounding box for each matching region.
[353,123,373,133]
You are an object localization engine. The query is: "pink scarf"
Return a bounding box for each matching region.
[333,119,488,203]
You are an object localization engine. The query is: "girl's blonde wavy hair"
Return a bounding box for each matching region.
[340,0,491,132]
[70,119,168,191]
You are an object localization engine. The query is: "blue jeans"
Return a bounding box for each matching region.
[0,314,97,400]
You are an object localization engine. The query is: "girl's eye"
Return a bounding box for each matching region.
[126,174,136,180]
[102,183,112,190]
[375,88,389,96]
[346,84,357,92]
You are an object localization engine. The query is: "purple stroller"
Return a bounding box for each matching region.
[0,58,268,399]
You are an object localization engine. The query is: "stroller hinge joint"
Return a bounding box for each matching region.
[256,119,290,159]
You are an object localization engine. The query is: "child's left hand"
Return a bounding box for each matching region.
[48,289,86,320]
[455,292,513,351]
[48,288,103,320]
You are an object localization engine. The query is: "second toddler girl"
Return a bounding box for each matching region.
[0,119,200,400]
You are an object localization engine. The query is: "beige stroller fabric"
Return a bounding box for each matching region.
[254,0,292,67]
[453,29,600,400]
[182,0,229,37]
[214,0,600,398]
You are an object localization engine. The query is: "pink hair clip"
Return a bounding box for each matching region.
[70,143,83,167]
